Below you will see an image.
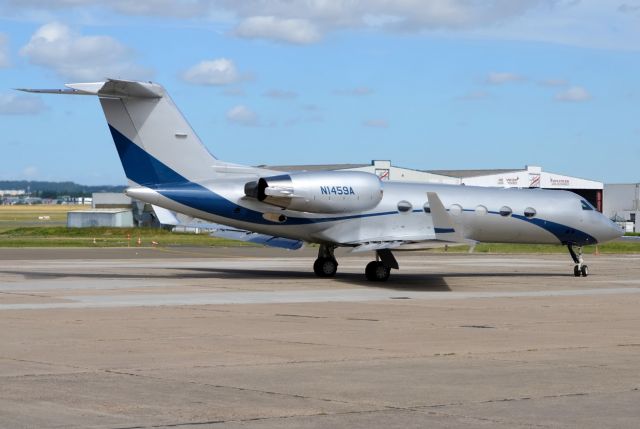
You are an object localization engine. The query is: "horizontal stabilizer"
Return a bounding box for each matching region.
[151,205,303,250]
[152,205,180,226]
[17,79,163,99]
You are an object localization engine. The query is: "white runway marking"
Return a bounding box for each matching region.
[2,287,640,310]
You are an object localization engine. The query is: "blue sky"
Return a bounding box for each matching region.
[0,0,639,185]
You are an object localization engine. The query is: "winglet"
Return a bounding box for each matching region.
[427,192,466,243]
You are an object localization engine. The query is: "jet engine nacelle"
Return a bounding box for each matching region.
[244,171,383,214]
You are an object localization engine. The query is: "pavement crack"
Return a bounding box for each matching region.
[101,368,359,407]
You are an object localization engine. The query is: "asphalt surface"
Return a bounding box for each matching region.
[1,247,639,428]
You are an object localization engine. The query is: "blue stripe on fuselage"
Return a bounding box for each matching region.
[108,125,596,243]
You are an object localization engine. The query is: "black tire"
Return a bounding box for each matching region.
[313,257,337,277]
[580,265,589,277]
[365,261,391,282]
[573,265,581,277]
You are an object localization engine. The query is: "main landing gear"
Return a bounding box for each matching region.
[313,246,399,282]
[568,244,589,277]
[365,249,398,282]
[313,244,338,277]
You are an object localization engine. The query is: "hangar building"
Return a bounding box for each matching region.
[67,209,134,228]
[267,160,604,211]
[603,183,640,232]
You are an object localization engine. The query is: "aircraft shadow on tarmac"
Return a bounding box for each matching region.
[1,267,567,292]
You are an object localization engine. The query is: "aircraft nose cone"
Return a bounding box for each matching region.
[600,219,624,243]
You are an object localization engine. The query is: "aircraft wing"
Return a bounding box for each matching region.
[210,229,303,250]
[152,205,303,250]
[349,192,473,252]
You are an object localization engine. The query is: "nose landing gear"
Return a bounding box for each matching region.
[568,244,589,277]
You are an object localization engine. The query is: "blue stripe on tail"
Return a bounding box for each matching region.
[109,125,186,186]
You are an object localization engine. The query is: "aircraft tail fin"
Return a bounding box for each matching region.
[19,79,225,187]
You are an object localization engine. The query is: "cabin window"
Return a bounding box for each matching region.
[581,200,594,211]
[524,207,536,218]
[499,206,512,217]
[449,204,462,216]
[475,205,487,216]
[423,202,431,213]
[397,200,412,213]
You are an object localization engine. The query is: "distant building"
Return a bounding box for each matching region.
[267,160,604,211]
[603,184,640,233]
[64,192,159,228]
[93,192,132,209]
[265,160,458,184]
[0,189,26,196]
[67,209,134,228]
[429,165,603,211]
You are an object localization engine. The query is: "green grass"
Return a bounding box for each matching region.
[0,204,84,231]
[0,227,253,248]
[0,227,638,253]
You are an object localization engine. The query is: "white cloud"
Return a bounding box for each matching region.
[0,34,10,68]
[333,87,373,96]
[485,72,525,85]
[235,16,321,44]
[263,89,298,99]
[555,86,591,102]
[226,105,258,126]
[0,93,47,115]
[19,22,151,81]
[110,0,208,18]
[182,58,240,85]
[363,118,388,128]
[4,1,639,50]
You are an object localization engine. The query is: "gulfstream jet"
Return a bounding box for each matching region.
[20,79,623,281]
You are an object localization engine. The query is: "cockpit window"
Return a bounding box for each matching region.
[580,200,594,211]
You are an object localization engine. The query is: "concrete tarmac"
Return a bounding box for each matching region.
[1,247,639,428]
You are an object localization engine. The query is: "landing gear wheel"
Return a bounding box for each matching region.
[569,245,589,278]
[580,265,589,277]
[574,265,581,277]
[313,257,337,277]
[365,261,391,282]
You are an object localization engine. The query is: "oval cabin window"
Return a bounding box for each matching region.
[397,200,412,213]
[499,206,512,217]
[423,202,431,213]
[475,205,488,216]
[449,204,462,216]
[524,207,536,218]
